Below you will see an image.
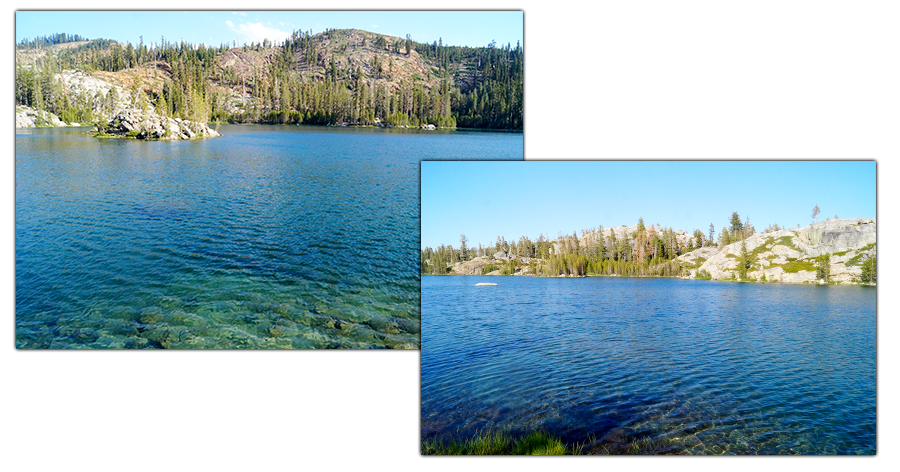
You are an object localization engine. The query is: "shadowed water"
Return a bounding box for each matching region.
[16,125,522,349]
[421,276,875,454]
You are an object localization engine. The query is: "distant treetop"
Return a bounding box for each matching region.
[17,33,91,49]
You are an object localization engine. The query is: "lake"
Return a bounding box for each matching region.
[16,125,522,349]
[421,275,876,454]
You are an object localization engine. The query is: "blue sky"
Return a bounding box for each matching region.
[421,161,877,249]
[15,10,523,49]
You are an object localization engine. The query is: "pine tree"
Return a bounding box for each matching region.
[719,227,731,247]
[618,231,631,262]
[607,231,618,261]
[816,253,830,282]
[32,80,44,110]
[459,234,469,262]
[860,257,876,284]
[738,236,750,280]
[693,229,704,248]
[729,212,743,236]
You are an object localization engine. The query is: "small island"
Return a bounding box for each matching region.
[93,107,220,140]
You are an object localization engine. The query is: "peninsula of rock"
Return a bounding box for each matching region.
[15,70,218,140]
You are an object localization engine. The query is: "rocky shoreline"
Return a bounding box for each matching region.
[16,69,220,140]
[16,104,220,140]
[15,105,74,128]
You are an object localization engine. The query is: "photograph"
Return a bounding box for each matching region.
[420,160,876,454]
[14,10,523,349]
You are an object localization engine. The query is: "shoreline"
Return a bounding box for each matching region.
[422,273,876,287]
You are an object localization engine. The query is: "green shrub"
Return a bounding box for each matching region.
[781,258,816,273]
[860,257,876,283]
[686,257,707,269]
[499,260,518,275]
[481,264,498,275]
[847,244,875,266]
[773,235,800,250]
[815,253,831,281]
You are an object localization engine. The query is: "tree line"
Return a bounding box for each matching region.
[15,35,228,126]
[421,210,874,282]
[15,29,523,130]
[422,216,704,277]
[16,32,90,49]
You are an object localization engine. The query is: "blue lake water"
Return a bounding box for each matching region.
[421,276,876,454]
[16,125,521,349]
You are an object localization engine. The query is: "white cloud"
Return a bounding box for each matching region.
[226,20,292,44]
[372,24,379,28]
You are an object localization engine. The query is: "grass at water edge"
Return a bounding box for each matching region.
[422,430,582,455]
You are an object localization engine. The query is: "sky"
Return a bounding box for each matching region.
[15,10,523,49]
[421,160,878,249]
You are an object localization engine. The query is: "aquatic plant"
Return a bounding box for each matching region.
[421,429,580,455]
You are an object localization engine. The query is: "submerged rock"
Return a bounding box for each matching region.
[325,319,353,331]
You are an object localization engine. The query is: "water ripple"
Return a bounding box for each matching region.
[17,126,522,349]
[421,276,875,454]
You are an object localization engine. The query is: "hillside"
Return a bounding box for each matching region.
[15,29,523,130]
[680,218,876,283]
[215,29,441,93]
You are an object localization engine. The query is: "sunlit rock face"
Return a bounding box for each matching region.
[16,105,68,127]
[681,218,875,283]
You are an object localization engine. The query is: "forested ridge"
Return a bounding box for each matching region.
[15,29,523,130]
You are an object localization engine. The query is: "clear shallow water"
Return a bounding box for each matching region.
[16,125,521,349]
[421,276,876,454]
